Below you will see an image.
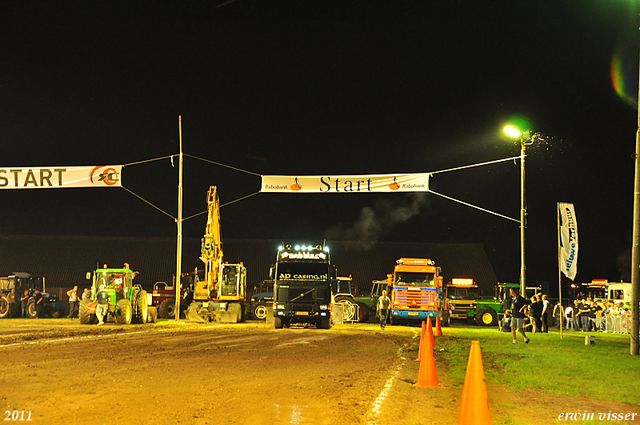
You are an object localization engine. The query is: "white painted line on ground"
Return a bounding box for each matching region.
[366,347,405,425]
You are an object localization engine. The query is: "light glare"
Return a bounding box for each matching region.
[504,125,522,138]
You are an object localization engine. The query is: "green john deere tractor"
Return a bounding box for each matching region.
[79,266,157,325]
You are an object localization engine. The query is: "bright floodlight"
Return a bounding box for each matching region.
[504,125,522,138]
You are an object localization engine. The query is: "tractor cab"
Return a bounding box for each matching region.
[92,268,137,300]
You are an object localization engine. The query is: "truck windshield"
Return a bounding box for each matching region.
[395,272,435,287]
[448,287,478,300]
[277,263,329,281]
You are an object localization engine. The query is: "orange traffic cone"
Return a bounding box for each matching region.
[457,341,492,425]
[413,320,439,388]
[426,315,435,348]
[415,320,427,361]
[435,315,443,337]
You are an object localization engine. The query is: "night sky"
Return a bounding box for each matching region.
[1,0,638,290]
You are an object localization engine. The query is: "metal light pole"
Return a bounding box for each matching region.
[505,125,531,297]
[631,64,640,355]
[520,136,527,297]
[174,116,184,324]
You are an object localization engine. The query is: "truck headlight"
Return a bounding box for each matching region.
[319,305,328,310]
[277,304,285,310]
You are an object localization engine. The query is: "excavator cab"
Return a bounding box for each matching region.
[219,264,246,300]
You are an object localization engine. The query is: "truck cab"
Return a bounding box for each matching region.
[445,278,479,320]
[389,258,443,325]
[272,244,334,329]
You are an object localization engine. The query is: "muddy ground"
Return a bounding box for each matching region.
[0,319,638,425]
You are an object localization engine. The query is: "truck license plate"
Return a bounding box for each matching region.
[295,311,309,316]
[408,312,419,316]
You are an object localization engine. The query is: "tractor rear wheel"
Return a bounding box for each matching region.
[27,301,37,318]
[335,296,357,322]
[251,302,269,320]
[78,299,94,325]
[115,299,133,325]
[134,290,148,324]
[0,296,9,319]
[158,298,175,319]
[475,308,498,326]
[357,303,369,322]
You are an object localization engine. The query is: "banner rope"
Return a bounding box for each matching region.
[429,155,521,174]
[183,192,260,221]
[121,186,175,220]
[184,153,262,177]
[428,190,520,223]
[122,154,178,167]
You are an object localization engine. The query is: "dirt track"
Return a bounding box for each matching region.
[1,319,639,425]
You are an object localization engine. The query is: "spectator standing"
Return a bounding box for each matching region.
[82,288,90,300]
[20,290,29,318]
[66,285,79,318]
[499,310,512,332]
[552,301,563,330]
[33,289,43,319]
[510,287,531,344]
[578,299,591,331]
[565,304,573,330]
[541,295,550,333]
[376,290,391,330]
[530,294,543,333]
[7,288,17,318]
[595,301,605,332]
[572,299,581,331]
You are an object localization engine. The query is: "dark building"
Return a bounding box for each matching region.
[0,235,498,296]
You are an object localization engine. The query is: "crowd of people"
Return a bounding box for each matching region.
[564,298,631,334]
[499,292,632,336]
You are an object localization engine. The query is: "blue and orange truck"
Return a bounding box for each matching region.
[388,258,448,326]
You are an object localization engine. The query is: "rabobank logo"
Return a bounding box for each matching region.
[90,166,120,186]
[291,177,302,191]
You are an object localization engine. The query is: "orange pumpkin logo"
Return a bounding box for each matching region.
[389,177,400,190]
[291,178,302,191]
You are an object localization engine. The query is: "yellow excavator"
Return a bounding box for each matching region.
[186,186,247,322]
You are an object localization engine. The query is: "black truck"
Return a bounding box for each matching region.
[272,244,335,329]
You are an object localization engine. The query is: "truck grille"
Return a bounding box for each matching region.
[393,288,437,310]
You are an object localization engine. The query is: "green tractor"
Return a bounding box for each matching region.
[353,279,389,322]
[447,282,540,326]
[79,266,157,325]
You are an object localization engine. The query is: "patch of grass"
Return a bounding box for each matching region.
[499,416,531,425]
[435,328,640,406]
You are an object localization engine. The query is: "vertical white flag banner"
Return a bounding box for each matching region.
[558,202,578,280]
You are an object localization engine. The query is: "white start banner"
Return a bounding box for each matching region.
[558,202,578,280]
[0,166,122,189]
[261,173,430,193]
